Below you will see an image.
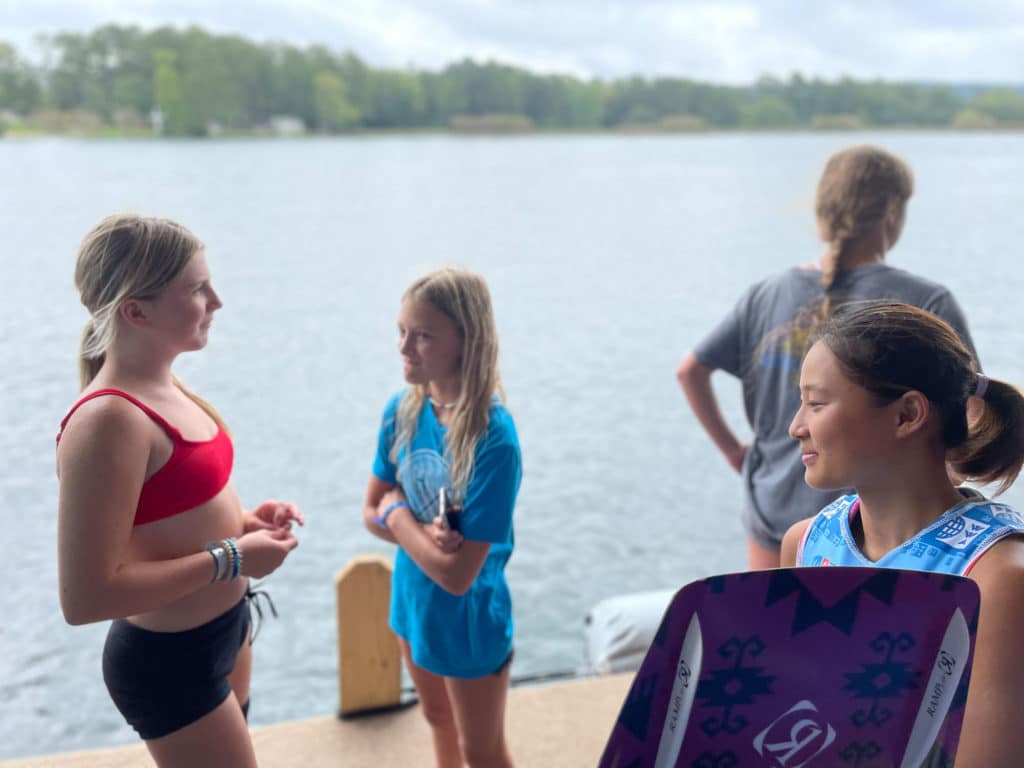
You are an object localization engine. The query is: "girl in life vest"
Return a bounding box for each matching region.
[781,300,1024,766]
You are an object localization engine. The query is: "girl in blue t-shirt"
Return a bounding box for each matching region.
[363,267,521,768]
[779,301,1024,766]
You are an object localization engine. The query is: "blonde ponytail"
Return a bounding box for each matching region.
[73,213,201,388]
[78,319,105,389]
[814,145,913,320]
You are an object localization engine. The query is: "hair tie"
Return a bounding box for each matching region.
[973,373,989,400]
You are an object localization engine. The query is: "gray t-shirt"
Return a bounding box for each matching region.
[694,263,978,546]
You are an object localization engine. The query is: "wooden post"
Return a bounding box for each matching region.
[335,554,402,717]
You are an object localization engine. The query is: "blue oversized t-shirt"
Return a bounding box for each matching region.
[373,391,521,678]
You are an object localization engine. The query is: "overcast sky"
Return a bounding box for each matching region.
[2,1,1023,84]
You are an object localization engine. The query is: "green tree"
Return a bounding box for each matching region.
[268,45,316,126]
[741,96,798,127]
[0,42,42,113]
[336,51,372,117]
[365,69,425,127]
[314,71,359,131]
[951,108,997,130]
[565,79,607,128]
[420,70,460,126]
[9,22,1021,136]
[969,89,1024,124]
[153,48,189,135]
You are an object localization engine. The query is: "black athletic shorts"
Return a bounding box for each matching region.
[102,596,250,740]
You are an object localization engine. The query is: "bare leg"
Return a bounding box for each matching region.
[747,535,780,570]
[144,693,257,768]
[144,629,256,767]
[227,637,253,713]
[446,660,513,768]
[399,638,463,768]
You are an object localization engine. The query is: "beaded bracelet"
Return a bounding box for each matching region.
[230,537,243,578]
[223,537,242,580]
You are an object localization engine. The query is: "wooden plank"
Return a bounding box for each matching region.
[0,675,635,768]
[335,554,402,716]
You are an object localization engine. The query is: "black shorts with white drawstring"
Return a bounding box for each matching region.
[102,593,255,740]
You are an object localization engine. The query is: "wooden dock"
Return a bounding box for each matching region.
[2,555,631,767]
[0,673,631,767]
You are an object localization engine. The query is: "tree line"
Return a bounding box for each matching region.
[1,24,1023,136]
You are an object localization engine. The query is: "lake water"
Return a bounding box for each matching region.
[2,132,1023,760]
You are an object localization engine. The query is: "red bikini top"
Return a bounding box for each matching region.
[57,388,234,526]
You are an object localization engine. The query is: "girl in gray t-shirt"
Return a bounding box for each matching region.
[676,145,977,569]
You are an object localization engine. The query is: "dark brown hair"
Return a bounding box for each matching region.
[813,301,1024,494]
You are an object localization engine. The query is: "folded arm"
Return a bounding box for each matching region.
[363,476,485,595]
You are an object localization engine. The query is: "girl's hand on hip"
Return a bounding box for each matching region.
[726,443,749,474]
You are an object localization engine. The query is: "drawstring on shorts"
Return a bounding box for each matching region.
[245,583,278,644]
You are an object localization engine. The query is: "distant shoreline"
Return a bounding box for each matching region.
[2,24,1022,139]
[4,124,1023,141]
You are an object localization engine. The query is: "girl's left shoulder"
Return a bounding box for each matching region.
[482,399,520,448]
[968,533,1024,589]
[487,398,516,427]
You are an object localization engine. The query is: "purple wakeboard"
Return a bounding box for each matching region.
[599,567,979,768]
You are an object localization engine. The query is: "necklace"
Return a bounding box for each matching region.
[429,396,457,410]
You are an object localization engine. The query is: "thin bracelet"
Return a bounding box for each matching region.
[220,539,235,581]
[373,500,410,529]
[204,542,229,582]
[205,545,221,582]
[216,538,235,581]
